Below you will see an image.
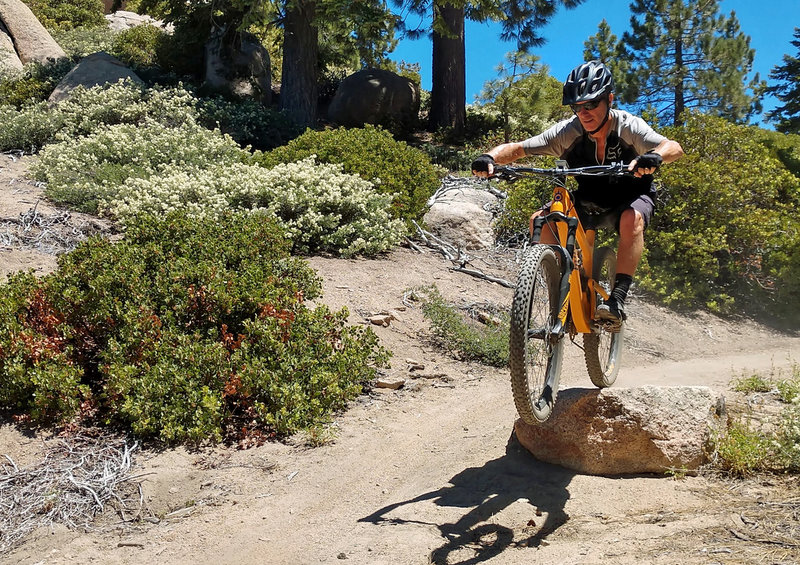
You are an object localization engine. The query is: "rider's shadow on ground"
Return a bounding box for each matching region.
[359,432,576,565]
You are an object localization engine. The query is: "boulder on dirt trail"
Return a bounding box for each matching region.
[47,51,143,104]
[514,386,725,476]
[423,179,500,251]
[0,0,66,65]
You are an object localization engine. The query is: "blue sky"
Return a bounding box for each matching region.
[389,0,797,127]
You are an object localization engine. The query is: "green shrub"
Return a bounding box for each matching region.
[104,158,406,256]
[776,373,800,404]
[713,365,800,475]
[775,403,800,472]
[153,23,206,79]
[251,125,443,224]
[419,143,476,173]
[195,96,303,151]
[111,24,168,69]
[33,121,248,212]
[412,285,508,367]
[26,0,105,31]
[53,25,116,59]
[0,103,67,154]
[0,59,74,109]
[733,373,774,394]
[756,128,800,179]
[713,420,775,477]
[641,113,800,323]
[0,80,200,152]
[0,213,389,443]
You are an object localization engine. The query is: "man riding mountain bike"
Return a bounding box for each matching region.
[471,60,684,324]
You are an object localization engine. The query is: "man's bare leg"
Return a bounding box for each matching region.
[597,208,643,322]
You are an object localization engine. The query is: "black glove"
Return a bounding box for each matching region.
[471,154,495,173]
[633,151,663,172]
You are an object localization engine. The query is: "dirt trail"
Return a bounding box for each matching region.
[2,154,799,565]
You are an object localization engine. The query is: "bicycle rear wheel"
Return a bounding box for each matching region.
[509,245,564,424]
[584,246,624,388]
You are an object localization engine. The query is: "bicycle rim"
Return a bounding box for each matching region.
[509,245,564,424]
[584,246,623,387]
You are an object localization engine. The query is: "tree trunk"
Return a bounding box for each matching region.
[281,0,318,129]
[429,2,465,135]
[673,26,685,126]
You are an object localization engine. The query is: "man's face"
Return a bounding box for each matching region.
[572,94,612,132]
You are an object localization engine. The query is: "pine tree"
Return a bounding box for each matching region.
[477,51,566,142]
[613,0,763,126]
[765,28,800,135]
[583,19,632,104]
[395,0,584,136]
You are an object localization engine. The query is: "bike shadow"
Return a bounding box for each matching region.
[359,431,576,564]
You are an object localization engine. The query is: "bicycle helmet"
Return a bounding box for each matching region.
[562,60,614,105]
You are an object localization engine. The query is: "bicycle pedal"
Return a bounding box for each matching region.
[597,319,623,333]
[527,328,548,339]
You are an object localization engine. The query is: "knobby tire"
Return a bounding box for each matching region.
[509,245,563,424]
[583,246,624,387]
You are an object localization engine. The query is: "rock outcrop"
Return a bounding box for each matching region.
[105,10,172,32]
[328,68,419,132]
[514,386,725,475]
[204,28,271,104]
[0,0,66,65]
[47,51,143,104]
[0,19,22,71]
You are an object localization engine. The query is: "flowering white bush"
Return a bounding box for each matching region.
[14,80,402,257]
[105,158,406,256]
[54,80,200,137]
[33,121,247,212]
[0,79,298,153]
[0,102,67,153]
[0,80,202,152]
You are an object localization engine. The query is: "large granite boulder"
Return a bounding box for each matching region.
[514,386,725,476]
[328,68,419,131]
[0,0,66,64]
[204,28,271,104]
[0,20,22,72]
[423,177,499,250]
[105,10,172,32]
[48,51,143,104]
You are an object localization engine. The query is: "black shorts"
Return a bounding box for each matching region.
[574,194,656,232]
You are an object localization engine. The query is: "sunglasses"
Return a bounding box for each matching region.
[570,98,604,113]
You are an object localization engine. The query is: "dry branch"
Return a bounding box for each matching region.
[0,435,144,553]
[0,202,108,255]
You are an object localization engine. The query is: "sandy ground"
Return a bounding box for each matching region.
[1,152,799,565]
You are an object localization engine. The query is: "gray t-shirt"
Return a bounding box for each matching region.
[520,109,666,208]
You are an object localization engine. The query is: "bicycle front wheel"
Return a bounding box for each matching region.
[509,245,564,424]
[584,246,624,388]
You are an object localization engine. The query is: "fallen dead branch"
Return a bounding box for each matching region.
[411,221,515,288]
[0,202,109,255]
[0,435,144,554]
[451,265,514,289]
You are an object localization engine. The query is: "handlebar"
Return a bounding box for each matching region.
[491,162,635,182]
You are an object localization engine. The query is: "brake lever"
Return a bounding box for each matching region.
[489,166,521,182]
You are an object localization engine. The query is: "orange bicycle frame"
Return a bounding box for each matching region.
[530,186,607,334]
